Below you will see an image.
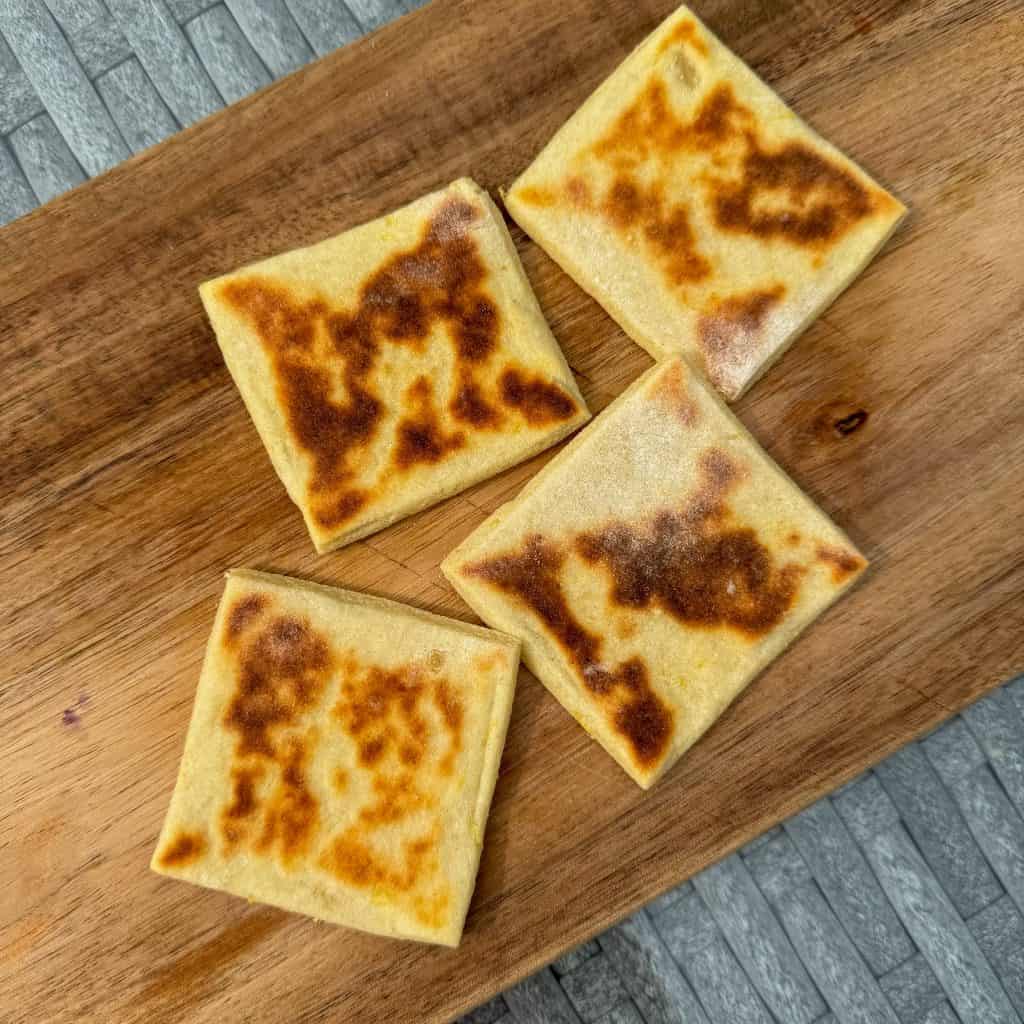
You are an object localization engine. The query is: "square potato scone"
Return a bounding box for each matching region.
[443,358,866,788]
[506,5,906,400]
[201,178,589,553]
[151,570,519,946]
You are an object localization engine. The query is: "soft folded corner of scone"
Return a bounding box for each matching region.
[152,569,520,946]
[506,4,906,401]
[200,178,590,553]
[442,357,867,788]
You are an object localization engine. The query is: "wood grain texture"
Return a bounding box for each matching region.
[0,0,1021,1021]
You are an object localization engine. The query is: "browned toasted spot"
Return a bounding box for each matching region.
[656,17,709,57]
[333,768,348,792]
[566,176,592,206]
[314,488,368,529]
[413,890,450,928]
[157,831,206,869]
[577,448,803,637]
[698,285,786,392]
[451,371,501,427]
[221,197,503,532]
[225,594,268,643]
[467,537,672,768]
[516,185,558,207]
[602,175,712,286]
[500,367,577,425]
[713,139,874,245]
[359,772,431,826]
[223,615,332,758]
[395,377,465,469]
[434,679,464,776]
[255,734,319,864]
[816,544,865,583]
[650,358,699,426]
[221,765,263,849]
[691,83,751,143]
[787,532,802,547]
[319,827,440,900]
[473,650,505,673]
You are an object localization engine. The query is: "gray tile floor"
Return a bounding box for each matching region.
[2,3,1022,1021]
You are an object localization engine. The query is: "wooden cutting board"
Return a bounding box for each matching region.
[2,0,1021,1020]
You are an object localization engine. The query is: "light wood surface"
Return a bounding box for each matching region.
[1,0,1021,1021]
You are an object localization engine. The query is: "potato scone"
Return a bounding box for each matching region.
[201,178,589,552]
[443,358,866,788]
[152,570,519,946]
[506,5,905,400]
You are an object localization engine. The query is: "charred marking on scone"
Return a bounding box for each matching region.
[466,447,808,765]
[577,449,804,637]
[816,544,865,583]
[220,197,578,532]
[466,538,673,768]
[698,285,786,393]
[226,593,269,643]
[572,75,880,292]
[395,377,465,469]
[651,359,699,426]
[157,831,207,869]
[256,734,319,863]
[500,368,578,425]
[656,17,709,57]
[218,612,333,858]
[320,659,464,913]
[224,616,332,758]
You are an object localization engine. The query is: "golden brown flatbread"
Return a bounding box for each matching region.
[506,5,905,400]
[151,570,519,946]
[201,178,589,553]
[443,358,866,788]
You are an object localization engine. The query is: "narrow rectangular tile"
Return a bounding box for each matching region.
[645,879,691,917]
[922,1004,961,1024]
[96,58,178,152]
[166,0,215,19]
[226,0,313,76]
[923,720,987,786]
[0,0,128,173]
[345,0,413,31]
[833,774,901,844]
[0,68,45,134]
[879,953,945,1024]
[44,0,104,32]
[559,953,627,1022]
[66,12,133,78]
[0,137,37,225]
[963,687,1024,818]
[652,888,721,961]
[947,764,1024,917]
[552,939,600,978]
[106,0,223,124]
[863,823,1018,1024]
[284,0,361,55]
[185,4,270,104]
[599,909,709,1024]
[968,895,1024,1016]
[458,993,508,1024]
[504,968,582,1024]
[595,1004,644,1024]
[8,113,85,203]
[682,936,773,1024]
[694,855,825,1023]
[745,833,811,903]
[875,745,1003,918]
[788,798,915,975]
[774,880,899,1024]
[741,825,783,856]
